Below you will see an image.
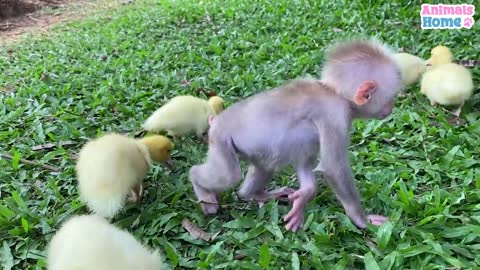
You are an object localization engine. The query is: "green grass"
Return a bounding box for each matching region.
[1,0,480,269]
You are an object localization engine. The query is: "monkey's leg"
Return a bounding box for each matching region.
[237,165,294,206]
[190,139,242,214]
[190,165,220,214]
[283,168,317,232]
[318,125,388,229]
[323,170,389,228]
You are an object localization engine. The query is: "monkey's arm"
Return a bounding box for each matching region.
[314,121,371,228]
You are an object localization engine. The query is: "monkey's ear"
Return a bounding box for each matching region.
[354,80,377,106]
[208,115,215,125]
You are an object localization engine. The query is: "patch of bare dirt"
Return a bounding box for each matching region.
[0,0,38,19]
[0,0,122,44]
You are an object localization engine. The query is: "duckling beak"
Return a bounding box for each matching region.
[165,158,174,170]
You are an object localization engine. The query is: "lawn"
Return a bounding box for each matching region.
[1,0,479,269]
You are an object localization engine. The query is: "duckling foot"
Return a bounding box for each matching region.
[127,183,144,202]
[201,133,209,144]
[133,129,147,138]
[453,106,463,117]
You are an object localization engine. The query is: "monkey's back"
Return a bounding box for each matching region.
[213,79,343,171]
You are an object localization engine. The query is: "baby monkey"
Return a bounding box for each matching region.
[190,38,402,232]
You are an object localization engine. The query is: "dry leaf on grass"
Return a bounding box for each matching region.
[0,85,16,93]
[0,153,60,172]
[32,141,76,151]
[181,218,212,242]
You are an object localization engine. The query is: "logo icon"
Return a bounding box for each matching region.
[421,4,475,29]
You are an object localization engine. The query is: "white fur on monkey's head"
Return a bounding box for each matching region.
[322,37,396,64]
[319,37,400,99]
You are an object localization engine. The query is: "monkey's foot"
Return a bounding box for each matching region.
[430,100,437,106]
[199,200,219,215]
[368,214,388,226]
[283,189,311,232]
[193,185,219,214]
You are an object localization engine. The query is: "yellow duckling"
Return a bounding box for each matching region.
[76,133,174,218]
[143,95,224,139]
[420,45,474,116]
[393,52,427,87]
[47,215,164,270]
[426,45,453,68]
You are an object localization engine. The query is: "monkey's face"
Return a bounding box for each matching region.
[355,68,402,120]
[376,100,394,119]
[354,98,395,120]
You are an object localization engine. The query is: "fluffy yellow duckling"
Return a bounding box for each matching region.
[47,214,164,270]
[143,95,225,138]
[426,45,453,68]
[76,133,174,218]
[420,45,474,116]
[393,53,427,87]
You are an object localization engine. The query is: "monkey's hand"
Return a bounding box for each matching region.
[367,214,388,226]
[283,189,314,232]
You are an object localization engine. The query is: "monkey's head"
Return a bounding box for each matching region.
[321,38,403,120]
[426,45,453,68]
[208,96,225,115]
[138,135,174,167]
